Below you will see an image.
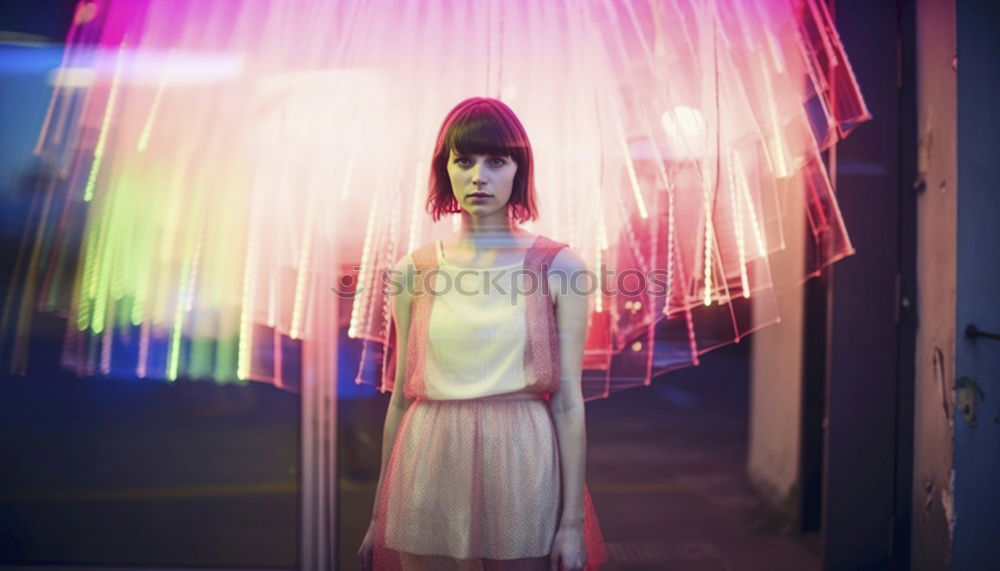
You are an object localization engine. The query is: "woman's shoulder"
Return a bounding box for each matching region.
[521,231,565,251]
[525,233,582,268]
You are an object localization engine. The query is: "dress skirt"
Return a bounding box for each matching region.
[371,392,607,570]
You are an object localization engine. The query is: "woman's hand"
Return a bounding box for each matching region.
[550,524,587,571]
[357,519,376,571]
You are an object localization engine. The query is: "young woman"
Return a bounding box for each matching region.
[358,97,606,571]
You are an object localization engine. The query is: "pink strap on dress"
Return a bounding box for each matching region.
[402,244,437,399]
[523,236,566,396]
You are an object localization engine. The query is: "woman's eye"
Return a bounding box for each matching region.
[452,156,505,168]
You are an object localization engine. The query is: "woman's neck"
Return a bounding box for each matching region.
[454,214,527,251]
[455,213,528,255]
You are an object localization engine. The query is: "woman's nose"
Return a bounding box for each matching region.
[470,162,487,184]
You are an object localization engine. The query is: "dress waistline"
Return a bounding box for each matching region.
[417,391,547,403]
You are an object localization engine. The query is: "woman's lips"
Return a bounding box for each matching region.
[468,194,492,200]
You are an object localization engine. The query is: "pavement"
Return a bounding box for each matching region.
[0,331,821,570]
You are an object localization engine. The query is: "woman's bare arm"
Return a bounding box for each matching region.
[548,247,592,531]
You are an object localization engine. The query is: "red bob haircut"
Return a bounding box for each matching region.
[427,97,538,223]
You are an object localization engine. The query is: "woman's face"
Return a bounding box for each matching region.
[447,148,518,216]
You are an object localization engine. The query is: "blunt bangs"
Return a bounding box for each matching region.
[447,107,526,159]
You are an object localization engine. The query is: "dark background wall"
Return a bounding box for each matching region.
[822,0,909,569]
[952,1,1000,569]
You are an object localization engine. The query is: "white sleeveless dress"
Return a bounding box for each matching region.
[375,239,562,568]
[423,238,534,400]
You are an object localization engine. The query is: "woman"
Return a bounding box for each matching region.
[358,97,607,571]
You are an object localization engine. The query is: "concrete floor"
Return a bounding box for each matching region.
[584,343,821,570]
[1,330,820,570]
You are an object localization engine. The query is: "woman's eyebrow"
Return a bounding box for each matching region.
[452,151,505,157]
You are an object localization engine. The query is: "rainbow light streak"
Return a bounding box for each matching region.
[184,214,205,314]
[349,192,381,340]
[137,48,173,152]
[290,187,319,340]
[594,238,604,314]
[100,311,112,374]
[137,320,151,378]
[758,50,792,179]
[236,235,256,381]
[167,228,198,381]
[7,0,868,399]
[130,243,149,326]
[732,150,769,258]
[89,203,115,333]
[595,206,610,314]
[384,186,403,345]
[337,148,357,202]
[407,161,425,254]
[83,41,126,202]
[616,116,649,220]
[702,169,715,307]
[33,2,86,154]
[763,24,787,76]
[661,180,676,315]
[728,151,751,299]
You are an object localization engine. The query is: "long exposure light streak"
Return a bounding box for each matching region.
[5,0,869,401]
[83,40,126,202]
